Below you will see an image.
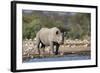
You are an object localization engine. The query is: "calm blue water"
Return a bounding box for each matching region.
[24,54,91,63]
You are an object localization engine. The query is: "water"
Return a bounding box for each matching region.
[23,54,91,63]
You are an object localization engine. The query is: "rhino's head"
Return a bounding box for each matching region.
[56,30,64,44]
[52,27,64,45]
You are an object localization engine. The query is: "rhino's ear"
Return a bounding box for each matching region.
[56,31,59,35]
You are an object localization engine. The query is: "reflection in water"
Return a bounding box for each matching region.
[23,54,91,63]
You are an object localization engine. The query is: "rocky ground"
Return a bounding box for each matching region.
[22,39,90,61]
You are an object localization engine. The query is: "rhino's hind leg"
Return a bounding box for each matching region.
[36,38,41,56]
[40,42,45,55]
[37,42,41,55]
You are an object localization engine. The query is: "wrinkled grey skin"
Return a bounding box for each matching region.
[36,27,64,55]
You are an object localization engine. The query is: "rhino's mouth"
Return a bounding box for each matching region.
[53,41,63,45]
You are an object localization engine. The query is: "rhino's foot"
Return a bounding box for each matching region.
[55,52,59,55]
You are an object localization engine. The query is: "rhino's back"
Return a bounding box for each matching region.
[38,28,51,45]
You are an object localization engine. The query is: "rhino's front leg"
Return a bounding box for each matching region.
[55,44,59,55]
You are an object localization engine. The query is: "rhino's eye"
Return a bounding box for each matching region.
[56,31,59,35]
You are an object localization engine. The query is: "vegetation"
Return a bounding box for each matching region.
[22,10,91,40]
